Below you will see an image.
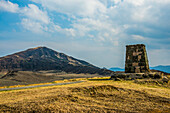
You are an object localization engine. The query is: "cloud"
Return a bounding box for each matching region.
[125,0,145,6]
[0,0,50,33]
[21,4,49,24]
[51,24,76,37]
[1,0,170,67]
[108,0,170,43]
[20,4,50,33]
[21,18,47,33]
[1,0,170,46]
[132,35,146,40]
[28,0,120,44]
[29,0,170,48]
[69,17,120,46]
[0,0,19,13]
[32,0,106,17]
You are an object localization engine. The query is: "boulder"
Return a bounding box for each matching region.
[162,76,169,83]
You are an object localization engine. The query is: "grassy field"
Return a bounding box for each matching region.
[0,78,169,113]
[0,71,105,87]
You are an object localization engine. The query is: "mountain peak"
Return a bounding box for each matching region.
[29,46,49,50]
[0,47,114,75]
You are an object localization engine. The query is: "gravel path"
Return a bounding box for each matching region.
[0,81,84,91]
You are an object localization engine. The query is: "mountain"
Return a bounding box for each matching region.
[109,65,170,73]
[150,65,170,73]
[109,67,125,72]
[0,47,113,75]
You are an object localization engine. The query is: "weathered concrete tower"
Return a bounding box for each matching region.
[125,44,150,73]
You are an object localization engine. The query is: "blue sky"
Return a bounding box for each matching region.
[0,0,170,68]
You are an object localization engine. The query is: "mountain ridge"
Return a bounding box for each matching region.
[0,47,113,75]
[150,65,170,73]
[109,67,124,72]
[109,65,170,73]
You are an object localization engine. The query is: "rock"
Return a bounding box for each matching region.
[142,73,149,78]
[115,78,122,81]
[117,74,127,79]
[110,74,117,79]
[148,73,154,78]
[162,76,169,83]
[111,72,163,80]
[154,72,163,79]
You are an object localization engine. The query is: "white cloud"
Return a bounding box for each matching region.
[0,0,50,33]
[67,17,121,46]
[132,35,146,40]
[131,6,153,22]
[32,0,106,17]
[21,4,49,24]
[0,0,19,13]
[32,0,169,45]
[21,19,46,33]
[1,0,170,67]
[19,4,50,33]
[2,0,170,45]
[108,0,170,39]
[126,0,144,6]
[113,0,122,4]
[51,24,76,37]
[153,0,170,4]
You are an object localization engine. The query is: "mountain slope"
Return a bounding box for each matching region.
[109,66,170,73]
[0,47,113,75]
[109,67,125,72]
[150,65,170,73]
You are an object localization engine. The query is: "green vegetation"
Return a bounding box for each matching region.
[0,77,169,112]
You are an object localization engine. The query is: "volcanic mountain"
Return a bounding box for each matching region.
[0,47,113,75]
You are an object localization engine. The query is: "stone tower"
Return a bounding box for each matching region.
[125,44,150,73]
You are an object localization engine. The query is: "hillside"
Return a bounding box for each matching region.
[150,65,170,73]
[0,71,106,87]
[110,66,170,74]
[0,47,113,75]
[0,78,169,112]
[109,67,125,72]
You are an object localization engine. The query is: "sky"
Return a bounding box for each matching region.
[0,0,170,68]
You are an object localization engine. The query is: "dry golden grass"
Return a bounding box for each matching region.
[167,75,170,79]
[0,76,108,89]
[0,79,169,113]
[0,71,105,87]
